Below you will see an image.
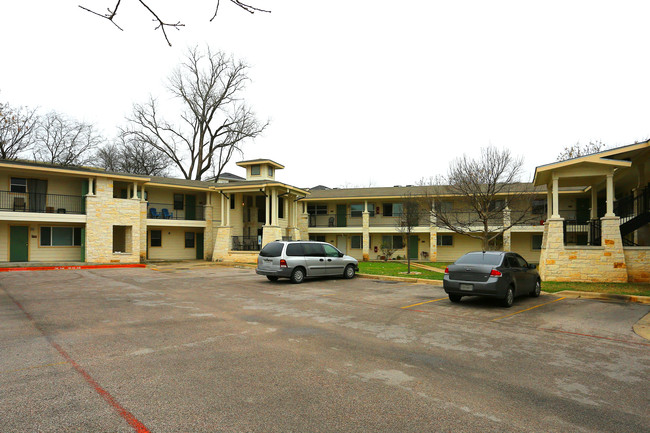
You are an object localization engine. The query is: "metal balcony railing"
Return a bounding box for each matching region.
[147,203,205,220]
[231,236,260,251]
[308,214,363,228]
[0,190,84,214]
[563,219,601,246]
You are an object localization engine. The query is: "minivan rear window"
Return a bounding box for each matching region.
[259,242,284,257]
[455,253,503,266]
[286,243,304,256]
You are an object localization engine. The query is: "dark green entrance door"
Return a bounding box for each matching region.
[185,195,196,220]
[408,235,419,260]
[336,205,347,227]
[196,232,204,259]
[10,226,29,262]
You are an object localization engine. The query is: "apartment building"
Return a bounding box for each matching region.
[0,142,648,282]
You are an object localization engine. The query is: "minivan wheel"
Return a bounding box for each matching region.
[501,286,514,308]
[343,265,356,279]
[266,276,279,282]
[449,294,462,303]
[530,279,541,297]
[290,267,305,284]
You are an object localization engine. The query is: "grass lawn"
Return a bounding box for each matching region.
[358,261,444,280]
[542,281,650,297]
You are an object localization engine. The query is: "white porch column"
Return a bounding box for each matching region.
[551,175,560,218]
[141,184,146,202]
[271,189,279,226]
[87,178,94,196]
[220,194,225,226]
[605,171,615,217]
[546,187,552,220]
[265,190,270,225]
[590,186,598,219]
[226,194,231,226]
[132,181,138,199]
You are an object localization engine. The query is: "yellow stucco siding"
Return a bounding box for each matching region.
[510,232,542,264]
[147,227,203,260]
[0,222,86,262]
[0,223,8,261]
[435,234,482,262]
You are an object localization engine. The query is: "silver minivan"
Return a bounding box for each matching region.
[256,241,359,284]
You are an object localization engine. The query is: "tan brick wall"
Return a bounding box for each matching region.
[85,177,141,264]
[624,248,650,282]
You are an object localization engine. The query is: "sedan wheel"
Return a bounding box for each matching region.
[501,286,514,308]
[449,294,462,303]
[290,267,305,284]
[530,280,541,297]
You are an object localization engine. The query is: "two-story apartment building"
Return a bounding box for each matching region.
[0,141,648,282]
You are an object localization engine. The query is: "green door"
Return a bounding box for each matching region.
[80,227,86,262]
[336,205,347,227]
[81,181,88,214]
[408,235,419,260]
[185,195,196,220]
[10,226,29,262]
[196,232,204,259]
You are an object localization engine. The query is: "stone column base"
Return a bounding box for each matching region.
[212,226,232,261]
[262,226,283,248]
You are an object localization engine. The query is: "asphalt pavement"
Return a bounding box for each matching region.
[1,267,648,432]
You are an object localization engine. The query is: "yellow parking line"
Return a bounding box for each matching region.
[401,297,447,309]
[491,297,566,321]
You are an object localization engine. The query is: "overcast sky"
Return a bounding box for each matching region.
[1,1,649,188]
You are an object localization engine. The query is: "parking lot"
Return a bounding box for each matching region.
[1,266,649,432]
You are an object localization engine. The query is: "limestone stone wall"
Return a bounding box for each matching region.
[624,248,650,282]
[429,229,438,262]
[139,201,147,262]
[86,177,142,263]
[203,205,213,260]
[298,213,309,241]
[212,226,232,261]
[540,217,627,283]
[262,226,282,247]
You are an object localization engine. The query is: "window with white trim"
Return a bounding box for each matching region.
[351,235,362,249]
[40,226,82,246]
[437,234,453,246]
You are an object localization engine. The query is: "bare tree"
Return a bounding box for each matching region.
[125,46,268,180]
[79,0,271,46]
[0,101,38,160]
[556,140,605,161]
[96,136,171,176]
[396,193,422,273]
[426,147,538,251]
[33,112,102,166]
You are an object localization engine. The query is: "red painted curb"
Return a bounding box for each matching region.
[0,264,146,272]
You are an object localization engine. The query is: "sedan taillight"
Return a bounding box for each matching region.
[490,269,502,277]
[280,259,288,268]
[444,266,449,274]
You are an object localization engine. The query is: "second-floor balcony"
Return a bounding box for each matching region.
[0,190,85,214]
[147,202,205,221]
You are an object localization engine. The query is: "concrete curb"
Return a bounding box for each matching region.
[552,290,650,305]
[357,273,443,286]
[632,313,650,341]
